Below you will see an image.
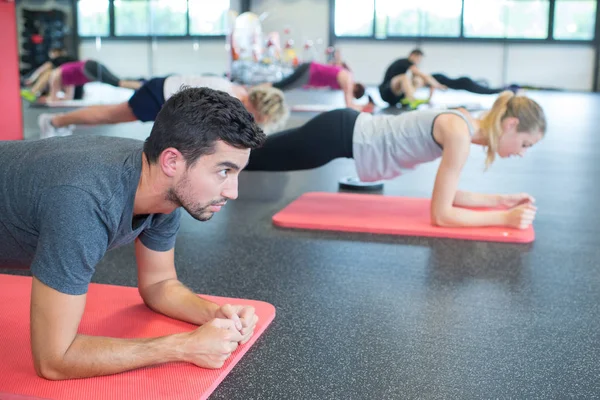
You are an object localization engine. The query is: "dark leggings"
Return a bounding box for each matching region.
[432,73,503,95]
[272,62,311,91]
[83,60,121,87]
[245,108,359,171]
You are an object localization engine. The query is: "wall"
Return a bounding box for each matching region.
[78,0,243,79]
[79,39,230,78]
[77,0,331,80]
[505,43,594,91]
[36,0,592,91]
[337,40,595,91]
[249,0,594,92]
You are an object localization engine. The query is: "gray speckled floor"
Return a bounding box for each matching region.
[8,88,600,399]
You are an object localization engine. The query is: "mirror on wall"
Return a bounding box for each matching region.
[16,0,77,139]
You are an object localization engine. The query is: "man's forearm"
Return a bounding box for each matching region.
[426,74,441,87]
[40,333,184,380]
[415,70,440,88]
[453,190,501,208]
[141,279,219,325]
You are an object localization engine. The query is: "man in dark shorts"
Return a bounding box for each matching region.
[38,74,289,138]
[378,49,446,109]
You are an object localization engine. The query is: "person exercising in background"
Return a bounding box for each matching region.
[39,74,290,138]
[268,61,369,111]
[45,59,143,103]
[379,49,447,109]
[245,91,546,230]
[21,48,84,102]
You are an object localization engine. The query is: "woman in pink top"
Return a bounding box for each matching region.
[272,61,369,111]
[47,60,142,102]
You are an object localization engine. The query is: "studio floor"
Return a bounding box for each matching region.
[8,87,600,399]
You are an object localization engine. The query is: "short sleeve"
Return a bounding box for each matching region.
[31,186,110,295]
[138,208,181,252]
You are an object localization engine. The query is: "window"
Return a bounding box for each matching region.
[189,0,230,35]
[114,0,149,36]
[504,0,549,38]
[114,0,187,36]
[334,0,374,37]
[463,0,549,39]
[150,0,187,36]
[77,0,109,37]
[80,0,232,37]
[378,0,462,37]
[554,0,597,40]
[334,0,596,42]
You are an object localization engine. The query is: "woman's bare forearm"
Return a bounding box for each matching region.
[453,190,501,208]
[432,206,507,228]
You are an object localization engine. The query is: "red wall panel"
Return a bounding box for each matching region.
[0,1,24,141]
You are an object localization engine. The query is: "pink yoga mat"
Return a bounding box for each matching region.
[0,274,276,400]
[272,192,535,243]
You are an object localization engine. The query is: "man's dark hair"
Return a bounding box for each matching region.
[144,87,266,166]
[353,83,365,99]
[409,49,424,57]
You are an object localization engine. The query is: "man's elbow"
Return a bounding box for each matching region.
[138,286,157,310]
[138,279,173,310]
[34,357,69,381]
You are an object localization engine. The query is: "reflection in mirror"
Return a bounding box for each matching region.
[17,0,77,139]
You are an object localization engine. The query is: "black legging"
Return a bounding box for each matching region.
[271,62,311,91]
[432,73,503,95]
[82,60,121,87]
[245,108,359,171]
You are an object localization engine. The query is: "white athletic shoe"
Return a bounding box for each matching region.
[38,113,75,139]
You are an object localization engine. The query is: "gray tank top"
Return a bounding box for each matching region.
[352,109,476,182]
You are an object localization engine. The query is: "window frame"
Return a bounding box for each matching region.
[330,0,599,45]
[76,0,240,41]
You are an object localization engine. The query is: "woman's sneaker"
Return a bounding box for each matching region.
[20,89,37,103]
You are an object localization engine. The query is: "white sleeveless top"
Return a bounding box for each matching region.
[352,109,476,182]
[163,75,235,101]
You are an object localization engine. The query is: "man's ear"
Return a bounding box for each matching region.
[158,148,184,178]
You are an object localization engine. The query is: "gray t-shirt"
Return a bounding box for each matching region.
[352,109,476,182]
[0,136,181,295]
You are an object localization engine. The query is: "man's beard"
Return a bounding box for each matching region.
[166,176,226,222]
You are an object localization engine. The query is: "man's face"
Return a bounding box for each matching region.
[167,141,250,221]
[409,54,423,65]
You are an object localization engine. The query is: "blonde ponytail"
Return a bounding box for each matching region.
[248,86,290,134]
[480,91,546,168]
